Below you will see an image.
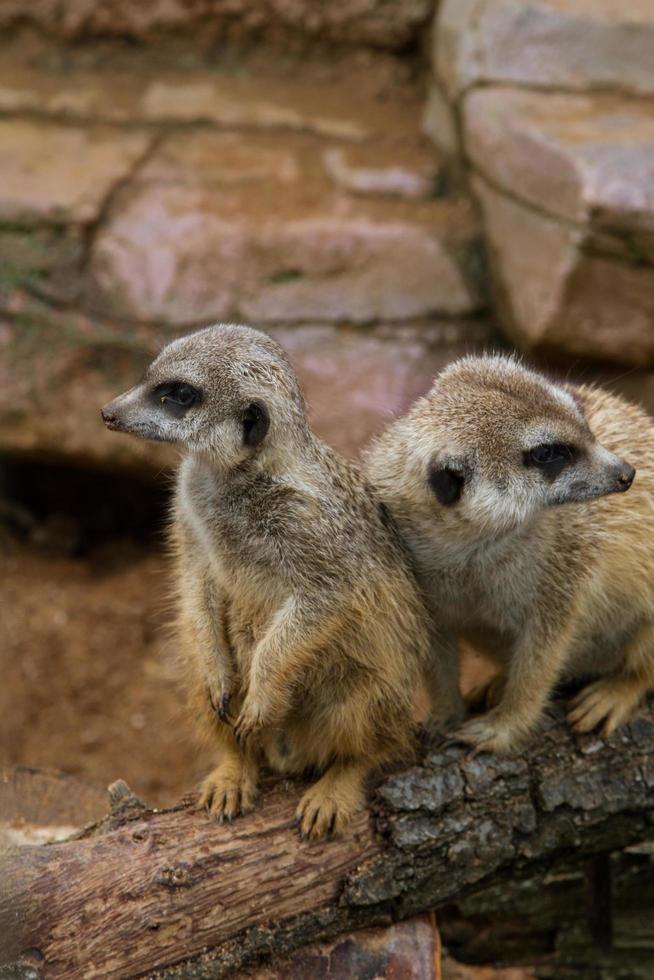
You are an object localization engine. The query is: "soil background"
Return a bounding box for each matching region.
[1,516,213,807]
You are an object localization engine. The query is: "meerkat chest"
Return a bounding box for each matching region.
[177,480,230,586]
[420,536,538,635]
[179,458,290,575]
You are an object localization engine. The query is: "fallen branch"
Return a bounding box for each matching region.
[2,705,654,978]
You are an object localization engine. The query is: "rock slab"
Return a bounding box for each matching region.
[462,88,654,366]
[436,0,654,100]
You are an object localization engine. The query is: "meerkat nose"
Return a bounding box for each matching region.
[617,462,636,490]
[101,405,119,430]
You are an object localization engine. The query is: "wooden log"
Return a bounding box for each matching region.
[1,705,654,979]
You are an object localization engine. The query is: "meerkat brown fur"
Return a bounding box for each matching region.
[365,355,654,754]
[101,323,446,838]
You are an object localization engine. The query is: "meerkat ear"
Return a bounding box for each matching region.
[428,463,465,507]
[563,384,588,416]
[242,399,270,448]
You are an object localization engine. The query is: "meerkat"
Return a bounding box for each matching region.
[101,323,456,838]
[364,354,654,754]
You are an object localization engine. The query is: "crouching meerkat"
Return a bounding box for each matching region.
[364,355,654,754]
[101,323,452,838]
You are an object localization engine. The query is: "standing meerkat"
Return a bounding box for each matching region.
[101,323,453,838]
[364,355,654,754]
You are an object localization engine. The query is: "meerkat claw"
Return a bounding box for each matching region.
[232,720,248,745]
[198,763,257,822]
[233,702,266,746]
[454,712,519,755]
[207,687,232,725]
[218,693,231,723]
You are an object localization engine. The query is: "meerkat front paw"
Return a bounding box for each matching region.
[233,691,282,746]
[455,710,525,754]
[568,678,644,736]
[198,759,258,822]
[295,784,354,841]
[233,700,266,747]
[207,684,233,724]
[295,764,365,841]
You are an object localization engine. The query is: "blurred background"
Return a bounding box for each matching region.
[0,1,653,973]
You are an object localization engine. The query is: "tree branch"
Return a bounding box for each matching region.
[2,705,654,978]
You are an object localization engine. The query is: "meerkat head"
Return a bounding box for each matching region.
[368,355,635,542]
[101,323,308,467]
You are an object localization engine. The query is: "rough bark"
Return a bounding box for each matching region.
[2,705,654,979]
[438,844,654,980]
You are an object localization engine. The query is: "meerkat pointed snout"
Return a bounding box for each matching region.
[102,323,447,839]
[365,354,654,754]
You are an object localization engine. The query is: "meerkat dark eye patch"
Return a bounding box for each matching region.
[428,464,465,506]
[152,381,201,417]
[524,443,577,479]
[242,399,270,448]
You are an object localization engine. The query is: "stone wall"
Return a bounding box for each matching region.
[0,21,490,474]
[2,1,654,480]
[0,0,436,50]
[428,0,654,369]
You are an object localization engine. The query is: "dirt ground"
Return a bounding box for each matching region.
[1,530,215,807]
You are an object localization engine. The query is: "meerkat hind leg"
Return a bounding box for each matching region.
[568,624,654,736]
[296,759,366,841]
[198,739,258,822]
[567,677,644,735]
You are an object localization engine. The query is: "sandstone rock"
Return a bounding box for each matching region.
[0,49,425,143]
[0,0,434,49]
[436,0,654,100]
[240,217,475,323]
[464,89,654,261]
[0,301,491,472]
[0,32,427,147]
[423,80,461,159]
[263,0,435,48]
[140,81,368,141]
[434,0,483,101]
[0,305,176,476]
[89,183,479,325]
[0,227,84,306]
[0,121,150,225]
[0,56,427,151]
[140,132,302,186]
[322,143,440,199]
[0,70,367,138]
[463,89,654,366]
[473,176,654,368]
[0,66,145,124]
[273,321,492,458]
